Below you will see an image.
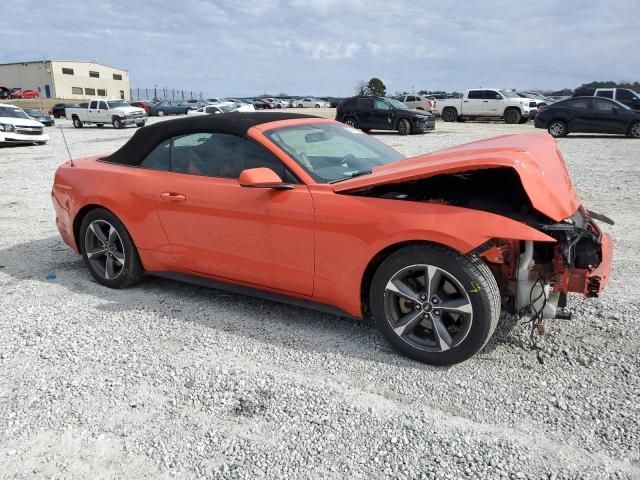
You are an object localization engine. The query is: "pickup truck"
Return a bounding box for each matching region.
[438,89,537,124]
[66,99,147,129]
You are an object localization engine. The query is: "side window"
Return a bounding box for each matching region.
[342,99,355,107]
[355,98,373,110]
[566,98,591,109]
[407,96,416,102]
[168,132,285,180]
[98,101,108,110]
[467,90,482,99]
[140,139,171,171]
[374,99,391,111]
[616,89,635,101]
[483,90,502,100]
[89,101,98,109]
[596,90,614,99]
[593,99,616,112]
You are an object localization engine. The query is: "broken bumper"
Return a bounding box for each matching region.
[584,232,613,297]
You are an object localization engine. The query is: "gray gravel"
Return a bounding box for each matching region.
[1,112,639,479]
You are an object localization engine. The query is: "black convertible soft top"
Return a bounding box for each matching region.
[105,112,320,166]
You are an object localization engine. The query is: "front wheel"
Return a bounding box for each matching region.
[397,118,411,135]
[96,124,104,128]
[344,117,358,129]
[628,121,640,138]
[298,104,303,108]
[370,245,500,365]
[136,122,145,128]
[112,118,122,129]
[79,208,143,289]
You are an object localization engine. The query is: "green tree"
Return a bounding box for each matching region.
[367,77,386,96]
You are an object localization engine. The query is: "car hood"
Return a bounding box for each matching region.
[114,106,146,114]
[331,132,580,222]
[0,116,44,127]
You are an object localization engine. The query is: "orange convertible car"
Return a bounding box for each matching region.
[52,113,613,364]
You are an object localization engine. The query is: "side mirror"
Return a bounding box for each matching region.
[238,168,294,190]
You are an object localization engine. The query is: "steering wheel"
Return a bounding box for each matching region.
[341,154,356,167]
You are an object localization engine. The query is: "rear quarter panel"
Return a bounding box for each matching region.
[52,157,173,269]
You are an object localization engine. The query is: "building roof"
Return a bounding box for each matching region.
[106,112,320,166]
[0,60,128,71]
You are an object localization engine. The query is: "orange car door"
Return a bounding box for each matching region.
[147,131,315,296]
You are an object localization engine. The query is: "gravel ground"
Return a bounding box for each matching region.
[1,110,639,479]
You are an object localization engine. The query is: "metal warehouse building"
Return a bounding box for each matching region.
[0,60,131,100]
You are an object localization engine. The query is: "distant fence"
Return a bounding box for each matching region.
[130,87,205,102]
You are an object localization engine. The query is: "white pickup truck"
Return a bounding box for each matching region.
[66,99,147,129]
[438,89,537,124]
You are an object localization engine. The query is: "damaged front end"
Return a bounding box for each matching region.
[477,207,613,322]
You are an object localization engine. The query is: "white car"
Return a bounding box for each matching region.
[395,94,436,112]
[296,98,329,108]
[188,104,256,115]
[204,97,235,108]
[0,104,49,145]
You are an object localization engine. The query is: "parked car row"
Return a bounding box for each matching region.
[0,86,40,99]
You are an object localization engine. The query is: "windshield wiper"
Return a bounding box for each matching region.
[330,169,373,183]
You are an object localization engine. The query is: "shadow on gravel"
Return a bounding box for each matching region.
[0,236,523,368]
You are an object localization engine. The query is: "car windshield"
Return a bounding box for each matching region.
[265,122,405,183]
[0,106,30,119]
[499,90,520,98]
[107,100,129,108]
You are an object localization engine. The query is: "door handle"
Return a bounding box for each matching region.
[160,192,186,202]
[483,100,488,103]
[463,100,468,103]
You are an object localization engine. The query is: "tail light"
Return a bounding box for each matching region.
[538,105,548,113]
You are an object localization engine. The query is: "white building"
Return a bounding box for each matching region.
[0,60,131,100]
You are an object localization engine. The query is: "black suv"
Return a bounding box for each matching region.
[336,96,435,135]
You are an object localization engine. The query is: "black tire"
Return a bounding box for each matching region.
[370,244,500,365]
[53,113,60,119]
[298,104,304,108]
[628,121,640,138]
[361,128,371,133]
[504,108,522,124]
[416,107,424,110]
[36,141,47,145]
[441,108,458,123]
[96,124,104,128]
[548,120,568,138]
[136,122,145,128]
[397,119,411,135]
[72,117,83,128]
[344,117,358,129]
[79,208,143,289]
[112,118,122,129]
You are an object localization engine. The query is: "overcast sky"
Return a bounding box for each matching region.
[2,0,639,97]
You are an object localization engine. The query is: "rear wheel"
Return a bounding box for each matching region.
[548,120,568,138]
[79,208,143,289]
[72,117,83,128]
[441,108,458,122]
[628,121,640,138]
[504,108,522,124]
[344,117,358,129]
[370,244,500,365]
[298,104,303,108]
[157,110,165,117]
[397,119,411,135]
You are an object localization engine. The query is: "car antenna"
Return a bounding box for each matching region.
[59,125,74,166]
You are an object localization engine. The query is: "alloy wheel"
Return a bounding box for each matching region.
[84,220,126,281]
[631,122,640,138]
[549,121,565,137]
[383,264,473,352]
